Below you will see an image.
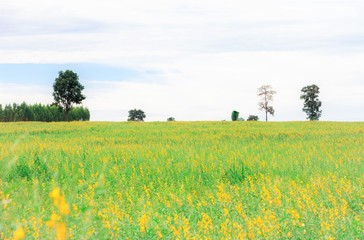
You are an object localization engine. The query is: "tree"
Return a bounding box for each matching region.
[128,109,146,121]
[0,105,3,121]
[167,117,175,121]
[53,70,86,121]
[258,85,276,122]
[2,104,12,122]
[247,115,259,121]
[300,84,322,120]
[231,110,239,121]
[0,102,89,122]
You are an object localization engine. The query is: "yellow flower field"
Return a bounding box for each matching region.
[0,121,363,239]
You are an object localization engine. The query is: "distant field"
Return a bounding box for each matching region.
[0,121,363,239]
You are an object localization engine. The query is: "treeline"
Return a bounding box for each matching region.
[0,103,90,122]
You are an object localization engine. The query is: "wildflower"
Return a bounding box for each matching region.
[46,213,61,228]
[138,214,149,233]
[217,184,231,203]
[49,188,70,215]
[59,201,70,215]
[56,222,67,240]
[261,186,272,204]
[223,208,230,217]
[182,217,191,238]
[49,188,61,204]
[13,227,25,240]
[198,213,213,234]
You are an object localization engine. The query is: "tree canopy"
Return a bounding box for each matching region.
[300,84,322,121]
[53,70,86,121]
[167,117,175,121]
[247,115,259,121]
[231,110,239,121]
[128,109,146,121]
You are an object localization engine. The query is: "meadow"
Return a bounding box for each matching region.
[0,121,363,239]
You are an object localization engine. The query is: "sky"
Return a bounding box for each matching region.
[0,0,363,121]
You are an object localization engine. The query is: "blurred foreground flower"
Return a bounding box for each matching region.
[13,227,25,240]
[47,188,70,239]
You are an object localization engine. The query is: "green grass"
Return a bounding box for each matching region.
[0,121,363,239]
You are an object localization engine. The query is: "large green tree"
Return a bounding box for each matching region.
[300,84,322,120]
[127,109,146,122]
[53,70,86,121]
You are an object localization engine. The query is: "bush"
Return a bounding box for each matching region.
[247,115,259,121]
[167,117,175,121]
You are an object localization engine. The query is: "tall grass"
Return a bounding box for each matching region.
[0,121,363,239]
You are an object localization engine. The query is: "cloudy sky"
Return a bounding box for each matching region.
[0,0,363,121]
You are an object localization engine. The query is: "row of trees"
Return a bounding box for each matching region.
[1,70,88,122]
[2,68,323,122]
[232,84,322,122]
[0,103,90,122]
[130,84,322,123]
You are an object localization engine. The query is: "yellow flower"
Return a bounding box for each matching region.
[13,227,25,240]
[197,213,213,234]
[56,222,67,240]
[46,213,61,228]
[59,201,70,215]
[50,188,61,200]
[138,214,149,233]
[49,188,71,215]
[223,208,230,217]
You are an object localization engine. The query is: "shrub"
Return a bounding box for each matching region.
[247,115,259,121]
[167,117,175,121]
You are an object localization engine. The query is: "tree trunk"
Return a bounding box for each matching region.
[265,110,268,122]
[64,111,69,122]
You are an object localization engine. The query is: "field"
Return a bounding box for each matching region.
[0,121,363,239]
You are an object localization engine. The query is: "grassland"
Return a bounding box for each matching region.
[0,121,363,239]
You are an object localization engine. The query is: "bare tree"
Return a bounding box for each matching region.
[258,85,276,122]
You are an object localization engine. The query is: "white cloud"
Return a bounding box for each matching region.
[2,0,363,63]
[0,0,363,121]
[0,83,52,104]
[80,50,364,121]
